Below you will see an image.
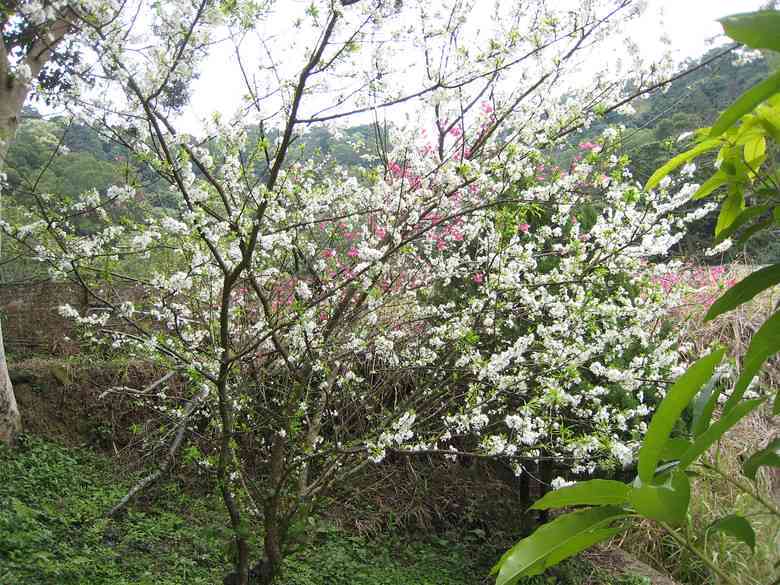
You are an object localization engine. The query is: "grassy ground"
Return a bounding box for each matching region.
[0,435,651,585]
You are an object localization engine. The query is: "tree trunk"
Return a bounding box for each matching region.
[261,434,286,585]
[0,81,30,446]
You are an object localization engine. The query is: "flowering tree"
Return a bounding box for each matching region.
[1,1,705,583]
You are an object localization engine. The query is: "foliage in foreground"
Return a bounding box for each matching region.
[495,10,780,585]
[0,435,654,585]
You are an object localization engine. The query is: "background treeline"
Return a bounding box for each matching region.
[4,45,777,274]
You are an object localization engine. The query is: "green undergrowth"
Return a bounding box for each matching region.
[1,436,648,585]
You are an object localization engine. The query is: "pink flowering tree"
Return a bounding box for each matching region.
[1,1,707,583]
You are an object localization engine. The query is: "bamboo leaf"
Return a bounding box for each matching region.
[660,437,692,461]
[714,206,769,243]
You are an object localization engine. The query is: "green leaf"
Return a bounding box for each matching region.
[493,507,627,583]
[705,264,780,321]
[710,69,780,138]
[720,11,780,52]
[743,135,766,164]
[637,348,725,483]
[715,188,745,236]
[737,218,772,244]
[724,310,780,413]
[535,526,624,571]
[692,171,727,200]
[678,398,766,470]
[645,140,721,191]
[629,471,690,525]
[691,376,721,437]
[530,480,631,510]
[758,104,780,142]
[742,437,780,481]
[707,514,756,553]
[660,438,692,461]
[714,206,769,243]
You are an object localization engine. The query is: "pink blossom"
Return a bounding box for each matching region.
[347,248,359,258]
[518,223,530,234]
[472,273,484,284]
[322,249,336,258]
[578,141,601,152]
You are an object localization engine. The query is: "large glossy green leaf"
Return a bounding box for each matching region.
[758,103,780,142]
[692,171,727,200]
[714,205,770,243]
[629,471,690,525]
[705,264,780,321]
[742,437,780,481]
[677,398,766,470]
[715,189,745,236]
[723,310,780,413]
[493,507,627,584]
[743,135,766,164]
[710,69,780,138]
[637,348,725,482]
[720,11,780,52]
[645,140,721,191]
[707,514,756,552]
[534,526,625,572]
[660,437,692,461]
[530,479,631,510]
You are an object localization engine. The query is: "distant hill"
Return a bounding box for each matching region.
[4,45,775,271]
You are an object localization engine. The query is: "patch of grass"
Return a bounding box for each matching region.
[1,435,652,585]
[0,435,230,584]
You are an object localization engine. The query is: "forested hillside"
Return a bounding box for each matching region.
[4,45,774,281]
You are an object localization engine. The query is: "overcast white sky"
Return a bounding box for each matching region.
[631,0,766,56]
[180,0,768,131]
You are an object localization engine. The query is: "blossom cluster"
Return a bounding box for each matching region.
[2,1,700,507]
